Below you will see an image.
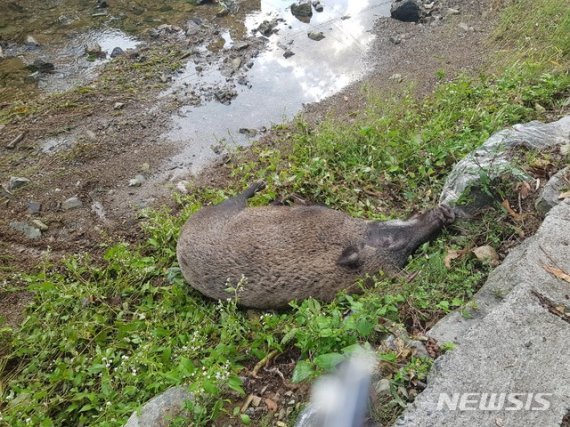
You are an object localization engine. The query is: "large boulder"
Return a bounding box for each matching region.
[390,0,423,23]
[397,199,570,426]
[439,116,570,214]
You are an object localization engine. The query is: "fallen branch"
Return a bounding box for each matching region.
[6,132,25,149]
[240,394,254,413]
[251,350,279,378]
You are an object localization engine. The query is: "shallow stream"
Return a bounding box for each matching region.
[1,0,391,175]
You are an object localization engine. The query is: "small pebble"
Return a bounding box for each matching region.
[32,219,48,231]
[8,177,30,191]
[27,201,41,215]
[128,174,145,187]
[62,196,83,210]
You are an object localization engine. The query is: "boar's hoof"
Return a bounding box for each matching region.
[438,204,455,224]
[252,181,266,192]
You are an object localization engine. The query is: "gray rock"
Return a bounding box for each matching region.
[446,7,460,15]
[152,24,183,38]
[27,59,54,73]
[535,167,569,215]
[389,35,402,45]
[214,87,237,105]
[291,1,313,18]
[408,339,430,358]
[110,47,125,58]
[307,31,325,41]
[128,175,146,187]
[400,200,570,426]
[25,35,40,47]
[124,386,193,427]
[85,42,103,56]
[32,219,48,231]
[186,19,202,36]
[429,15,442,26]
[114,102,125,110]
[233,41,250,51]
[7,177,30,191]
[440,116,570,211]
[390,0,423,23]
[62,196,83,210]
[389,73,403,82]
[312,1,323,12]
[10,222,41,239]
[91,201,108,222]
[238,128,258,138]
[27,201,41,215]
[283,49,295,58]
[231,57,242,71]
[256,19,280,36]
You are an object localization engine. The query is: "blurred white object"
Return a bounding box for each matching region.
[295,350,376,427]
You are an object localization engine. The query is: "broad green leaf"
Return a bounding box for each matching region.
[292,360,314,383]
[314,353,345,370]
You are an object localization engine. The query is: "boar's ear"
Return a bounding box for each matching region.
[337,244,365,269]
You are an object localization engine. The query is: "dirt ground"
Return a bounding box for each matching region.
[0,0,496,326]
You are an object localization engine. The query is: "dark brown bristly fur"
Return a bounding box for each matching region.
[177,183,454,309]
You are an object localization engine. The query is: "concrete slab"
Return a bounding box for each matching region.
[397,200,570,427]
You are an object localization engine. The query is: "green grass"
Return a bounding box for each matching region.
[232,66,568,217]
[0,194,495,426]
[1,0,569,425]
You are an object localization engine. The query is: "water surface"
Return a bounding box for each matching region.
[165,0,391,176]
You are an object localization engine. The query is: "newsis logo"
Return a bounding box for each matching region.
[437,393,553,411]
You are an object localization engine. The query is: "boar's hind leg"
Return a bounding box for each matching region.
[217,181,266,213]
